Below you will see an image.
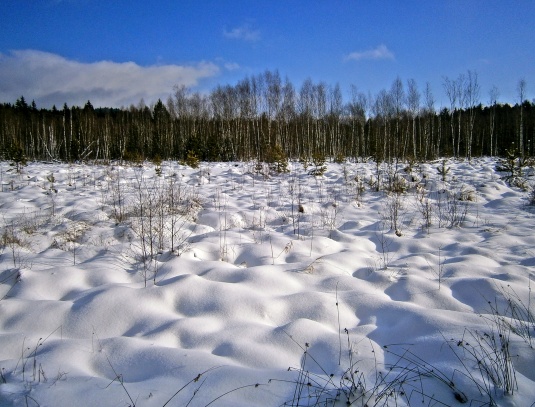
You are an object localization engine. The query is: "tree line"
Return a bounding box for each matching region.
[1,71,533,164]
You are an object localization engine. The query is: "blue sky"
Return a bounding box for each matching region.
[1,0,534,108]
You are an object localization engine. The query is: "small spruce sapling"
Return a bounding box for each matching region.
[47,173,58,216]
[437,160,450,182]
[184,150,200,169]
[308,152,327,176]
[416,185,433,233]
[47,173,57,193]
[299,155,310,171]
[7,143,27,174]
[426,246,446,290]
[267,144,289,174]
[334,152,345,164]
[496,147,521,179]
[153,155,163,177]
[496,146,534,186]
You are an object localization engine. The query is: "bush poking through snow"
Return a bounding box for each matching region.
[0,158,534,406]
[279,299,531,407]
[183,150,200,169]
[267,144,290,174]
[437,159,450,182]
[279,331,472,407]
[308,152,327,176]
[495,148,534,180]
[488,284,535,348]
[6,142,27,174]
[1,218,29,268]
[446,326,518,402]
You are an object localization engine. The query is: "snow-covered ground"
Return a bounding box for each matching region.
[0,158,534,406]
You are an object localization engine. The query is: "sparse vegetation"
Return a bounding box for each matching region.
[184,150,200,169]
[308,152,327,176]
[437,159,450,182]
[6,142,27,174]
[0,158,534,406]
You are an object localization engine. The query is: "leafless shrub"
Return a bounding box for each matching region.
[446,187,471,227]
[1,217,30,268]
[19,210,49,235]
[352,174,366,204]
[129,168,160,286]
[375,221,394,270]
[385,173,408,194]
[415,185,433,233]
[381,192,406,236]
[434,186,471,228]
[254,160,270,180]
[51,220,90,265]
[108,168,128,223]
[127,170,200,286]
[425,245,446,290]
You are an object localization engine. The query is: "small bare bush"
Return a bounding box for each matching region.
[459,184,476,202]
[381,192,406,236]
[1,218,30,268]
[109,169,128,223]
[434,186,471,228]
[415,185,433,232]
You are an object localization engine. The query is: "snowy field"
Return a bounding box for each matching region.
[0,158,534,406]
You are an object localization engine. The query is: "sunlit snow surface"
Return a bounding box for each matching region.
[0,158,534,406]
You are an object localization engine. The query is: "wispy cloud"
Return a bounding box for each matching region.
[0,50,220,108]
[223,23,260,42]
[345,44,395,62]
[223,62,241,71]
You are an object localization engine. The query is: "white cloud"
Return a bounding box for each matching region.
[224,62,241,71]
[345,44,395,62]
[223,24,260,42]
[0,50,220,108]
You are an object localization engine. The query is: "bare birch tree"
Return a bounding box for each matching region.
[517,79,527,156]
[406,79,420,159]
[465,70,480,160]
[488,86,499,156]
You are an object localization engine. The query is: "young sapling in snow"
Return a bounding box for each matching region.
[375,221,393,270]
[382,190,405,236]
[7,142,27,174]
[47,173,57,193]
[47,173,58,216]
[109,168,128,223]
[446,185,471,227]
[308,152,327,177]
[426,245,446,290]
[183,150,200,169]
[437,159,450,182]
[1,214,31,269]
[415,184,433,233]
